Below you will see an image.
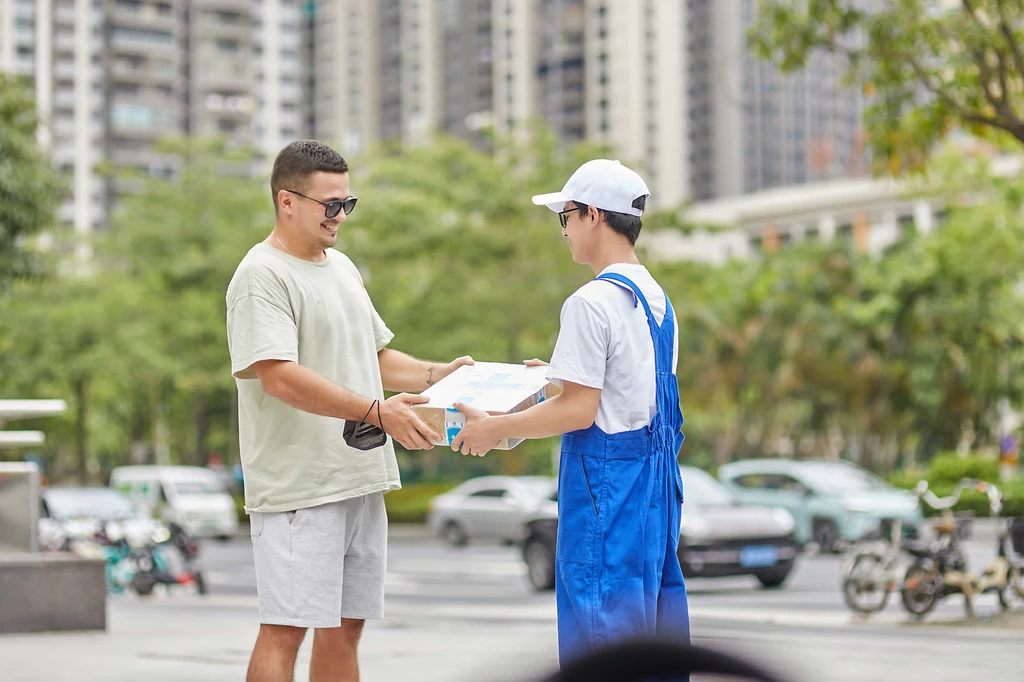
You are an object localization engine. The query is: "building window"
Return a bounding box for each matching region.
[217,39,240,52]
[111,103,173,130]
[110,27,174,46]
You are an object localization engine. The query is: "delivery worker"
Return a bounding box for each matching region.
[451,159,690,666]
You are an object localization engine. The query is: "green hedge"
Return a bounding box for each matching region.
[384,482,459,523]
[887,454,1024,518]
[232,482,459,525]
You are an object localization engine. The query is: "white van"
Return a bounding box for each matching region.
[109,465,239,540]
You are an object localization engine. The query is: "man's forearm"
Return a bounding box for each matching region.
[261,362,381,426]
[489,395,594,440]
[378,348,445,393]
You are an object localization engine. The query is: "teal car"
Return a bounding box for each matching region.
[717,459,923,553]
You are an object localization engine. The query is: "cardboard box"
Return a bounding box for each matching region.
[413,362,563,450]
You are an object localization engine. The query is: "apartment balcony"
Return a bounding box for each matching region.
[108,4,179,32]
[108,27,177,57]
[191,0,254,14]
[109,59,178,86]
[108,98,181,140]
[194,58,253,92]
[193,17,252,42]
[199,92,256,119]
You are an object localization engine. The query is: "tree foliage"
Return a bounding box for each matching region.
[0,74,65,291]
[3,131,1023,481]
[749,0,1024,173]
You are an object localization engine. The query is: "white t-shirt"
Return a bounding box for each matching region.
[225,243,400,513]
[546,263,680,435]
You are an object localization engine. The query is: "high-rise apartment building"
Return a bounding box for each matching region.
[689,0,867,200]
[1,0,308,251]
[2,0,871,244]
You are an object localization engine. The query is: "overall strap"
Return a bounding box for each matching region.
[595,272,676,374]
[595,273,654,327]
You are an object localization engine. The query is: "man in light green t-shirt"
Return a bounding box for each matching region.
[226,140,472,682]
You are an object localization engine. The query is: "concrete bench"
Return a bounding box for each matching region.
[0,553,107,634]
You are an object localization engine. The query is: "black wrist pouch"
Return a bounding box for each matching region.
[343,399,387,451]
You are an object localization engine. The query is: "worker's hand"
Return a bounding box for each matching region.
[451,402,499,457]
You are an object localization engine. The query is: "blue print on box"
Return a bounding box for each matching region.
[445,396,474,445]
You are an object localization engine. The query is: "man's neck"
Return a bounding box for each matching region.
[267,228,326,263]
[590,243,641,277]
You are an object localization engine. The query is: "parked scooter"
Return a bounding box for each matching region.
[900,478,983,618]
[131,522,207,596]
[970,482,1024,610]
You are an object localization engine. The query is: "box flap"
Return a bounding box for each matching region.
[420,362,554,413]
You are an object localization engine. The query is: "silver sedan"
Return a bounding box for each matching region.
[427,475,557,546]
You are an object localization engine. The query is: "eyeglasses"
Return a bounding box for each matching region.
[286,190,358,218]
[558,206,584,229]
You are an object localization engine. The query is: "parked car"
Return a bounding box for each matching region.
[427,475,557,546]
[110,465,239,541]
[717,458,923,553]
[39,486,164,551]
[520,466,800,592]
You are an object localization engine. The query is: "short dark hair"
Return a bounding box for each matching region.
[574,195,647,245]
[270,140,349,213]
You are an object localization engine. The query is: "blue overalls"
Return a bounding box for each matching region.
[555,272,690,666]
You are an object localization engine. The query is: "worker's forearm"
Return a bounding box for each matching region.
[489,394,594,440]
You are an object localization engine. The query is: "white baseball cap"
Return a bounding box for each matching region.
[532,159,650,217]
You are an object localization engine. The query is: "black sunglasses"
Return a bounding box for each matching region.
[287,189,358,218]
[558,205,584,229]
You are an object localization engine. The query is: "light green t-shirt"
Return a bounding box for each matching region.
[225,243,400,513]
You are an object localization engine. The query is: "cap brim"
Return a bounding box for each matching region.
[531,191,571,212]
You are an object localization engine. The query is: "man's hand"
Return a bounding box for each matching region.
[378,394,442,450]
[523,358,549,367]
[429,355,475,387]
[451,402,499,457]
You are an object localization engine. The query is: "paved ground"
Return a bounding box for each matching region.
[3,523,1023,681]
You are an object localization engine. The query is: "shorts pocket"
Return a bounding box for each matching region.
[249,512,264,538]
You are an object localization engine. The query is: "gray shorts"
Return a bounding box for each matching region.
[249,492,388,628]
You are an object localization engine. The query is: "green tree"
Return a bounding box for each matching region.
[749,0,1024,173]
[99,138,273,467]
[344,128,611,477]
[0,74,65,291]
[0,274,136,482]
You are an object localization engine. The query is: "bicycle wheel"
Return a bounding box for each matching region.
[842,552,893,614]
[901,562,940,616]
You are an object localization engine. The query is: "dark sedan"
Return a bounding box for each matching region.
[521,466,801,591]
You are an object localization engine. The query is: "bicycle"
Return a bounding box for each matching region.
[840,479,973,615]
[900,478,982,618]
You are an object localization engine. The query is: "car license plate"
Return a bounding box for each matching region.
[739,545,778,568]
